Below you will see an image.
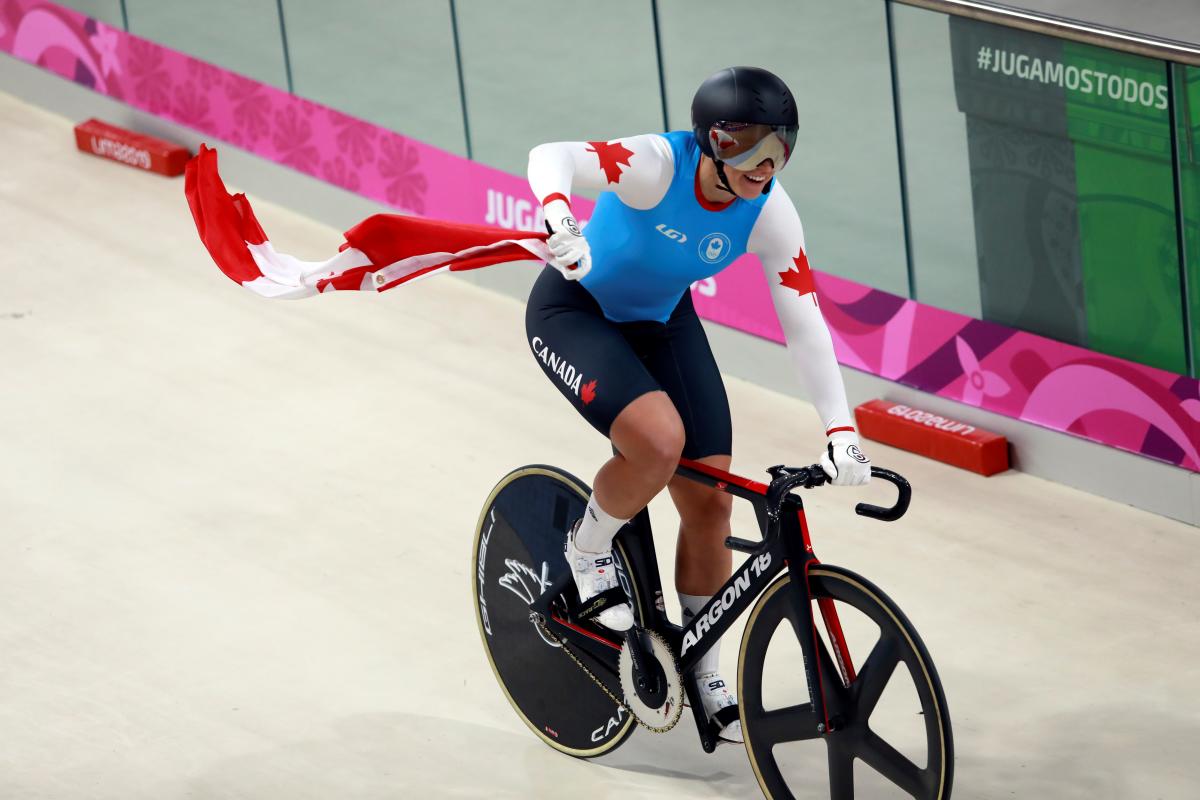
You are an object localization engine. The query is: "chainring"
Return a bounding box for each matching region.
[618,630,684,730]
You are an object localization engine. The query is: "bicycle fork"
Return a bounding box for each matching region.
[779,497,856,736]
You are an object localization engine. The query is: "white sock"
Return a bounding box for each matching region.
[679,592,721,677]
[574,493,629,554]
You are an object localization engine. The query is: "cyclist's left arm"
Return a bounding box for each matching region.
[746,181,870,486]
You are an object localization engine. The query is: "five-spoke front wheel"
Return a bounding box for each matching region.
[738,566,954,799]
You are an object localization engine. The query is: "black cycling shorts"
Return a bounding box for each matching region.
[524,266,732,460]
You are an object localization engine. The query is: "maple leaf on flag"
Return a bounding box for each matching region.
[586,140,634,184]
[581,379,598,405]
[778,250,816,298]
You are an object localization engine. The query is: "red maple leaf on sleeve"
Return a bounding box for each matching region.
[778,250,816,299]
[580,379,598,405]
[586,140,634,184]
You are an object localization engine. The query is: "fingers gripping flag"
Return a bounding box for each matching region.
[184,145,552,299]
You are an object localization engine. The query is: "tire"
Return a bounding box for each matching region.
[738,565,954,799]
[472,465,647,758]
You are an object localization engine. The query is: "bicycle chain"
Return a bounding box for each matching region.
[530,612,684,734]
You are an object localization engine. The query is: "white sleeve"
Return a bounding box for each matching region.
[747,181,855,435]
[527,134,674,212]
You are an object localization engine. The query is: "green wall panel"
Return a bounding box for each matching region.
[1063,43,1185,373]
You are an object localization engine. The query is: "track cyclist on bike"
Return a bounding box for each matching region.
[525,66,871,744]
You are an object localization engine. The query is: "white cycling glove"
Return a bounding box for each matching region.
[820,429,872,487]
[543,199,591,280]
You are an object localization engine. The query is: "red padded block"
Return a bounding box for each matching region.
[855,399,1009,476]
[73,118,190,176]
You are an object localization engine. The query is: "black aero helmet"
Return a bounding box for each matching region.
[691,66,798,172]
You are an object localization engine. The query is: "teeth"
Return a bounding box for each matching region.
[747,175,766,182]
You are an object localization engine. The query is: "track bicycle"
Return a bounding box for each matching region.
[472,459,953,799]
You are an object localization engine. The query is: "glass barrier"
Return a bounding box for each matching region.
[452,0,663,180]
[894,6,1190,374]
[1062,41,1183,374]
[54,0,125,29]
[891,3,981,318]
[281,0,467,157]
[61,0,1195,377]
[1177,64,1200,376]
[124,0,289,90]
[657,0,911,297]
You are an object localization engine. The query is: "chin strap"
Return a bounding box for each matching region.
[712,159,736,195]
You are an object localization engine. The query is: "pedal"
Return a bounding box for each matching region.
[708,705,743,745]
[576,586,631,624]
[705,720,741,747]
[529,570,574,618]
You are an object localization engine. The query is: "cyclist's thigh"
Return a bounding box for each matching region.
[525,266,662,438]
[629,291,732,461]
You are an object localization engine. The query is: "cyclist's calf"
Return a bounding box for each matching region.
[670,462,735,595]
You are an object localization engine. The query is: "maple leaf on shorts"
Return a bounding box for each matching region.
[581,379,598,405]
[778,251,816,298]
[586,140,634,184]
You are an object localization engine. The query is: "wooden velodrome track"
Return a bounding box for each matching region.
[2,91,1198,799]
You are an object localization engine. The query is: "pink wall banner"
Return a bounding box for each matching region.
[0,0,587,228]
[3,0,1197,471]
[707,264,1199,471]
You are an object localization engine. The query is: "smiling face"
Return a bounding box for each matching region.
[723,158,776,200]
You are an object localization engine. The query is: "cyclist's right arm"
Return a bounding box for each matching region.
[528,134,674,211]
[528,135,674,280]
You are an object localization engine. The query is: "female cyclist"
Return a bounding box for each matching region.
[524,66,871,743]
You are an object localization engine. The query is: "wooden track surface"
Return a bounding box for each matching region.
[2,91,1197,799]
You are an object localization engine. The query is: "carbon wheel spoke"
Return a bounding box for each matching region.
[850,634,900,719]
[858,729,927,798]
[827,744,855,799]
[752,703,824,744]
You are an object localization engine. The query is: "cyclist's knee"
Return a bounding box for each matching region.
[679,486,733,528]
[612,393,685,479]
[633,422,684,480]
[647,424,686,474]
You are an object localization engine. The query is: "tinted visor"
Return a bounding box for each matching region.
[708,122,797,170]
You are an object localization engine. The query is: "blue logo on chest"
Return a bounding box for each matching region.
[698,232,732,264]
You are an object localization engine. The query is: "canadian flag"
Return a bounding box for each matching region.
[184,144,551,299]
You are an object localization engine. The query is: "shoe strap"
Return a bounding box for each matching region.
[577,586,629,621]
[712,704,741,728]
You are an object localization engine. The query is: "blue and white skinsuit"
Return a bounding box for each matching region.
[524,130,855,458]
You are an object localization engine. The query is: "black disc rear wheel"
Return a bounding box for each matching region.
[739,566,953,799]
[472,465,646,758]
